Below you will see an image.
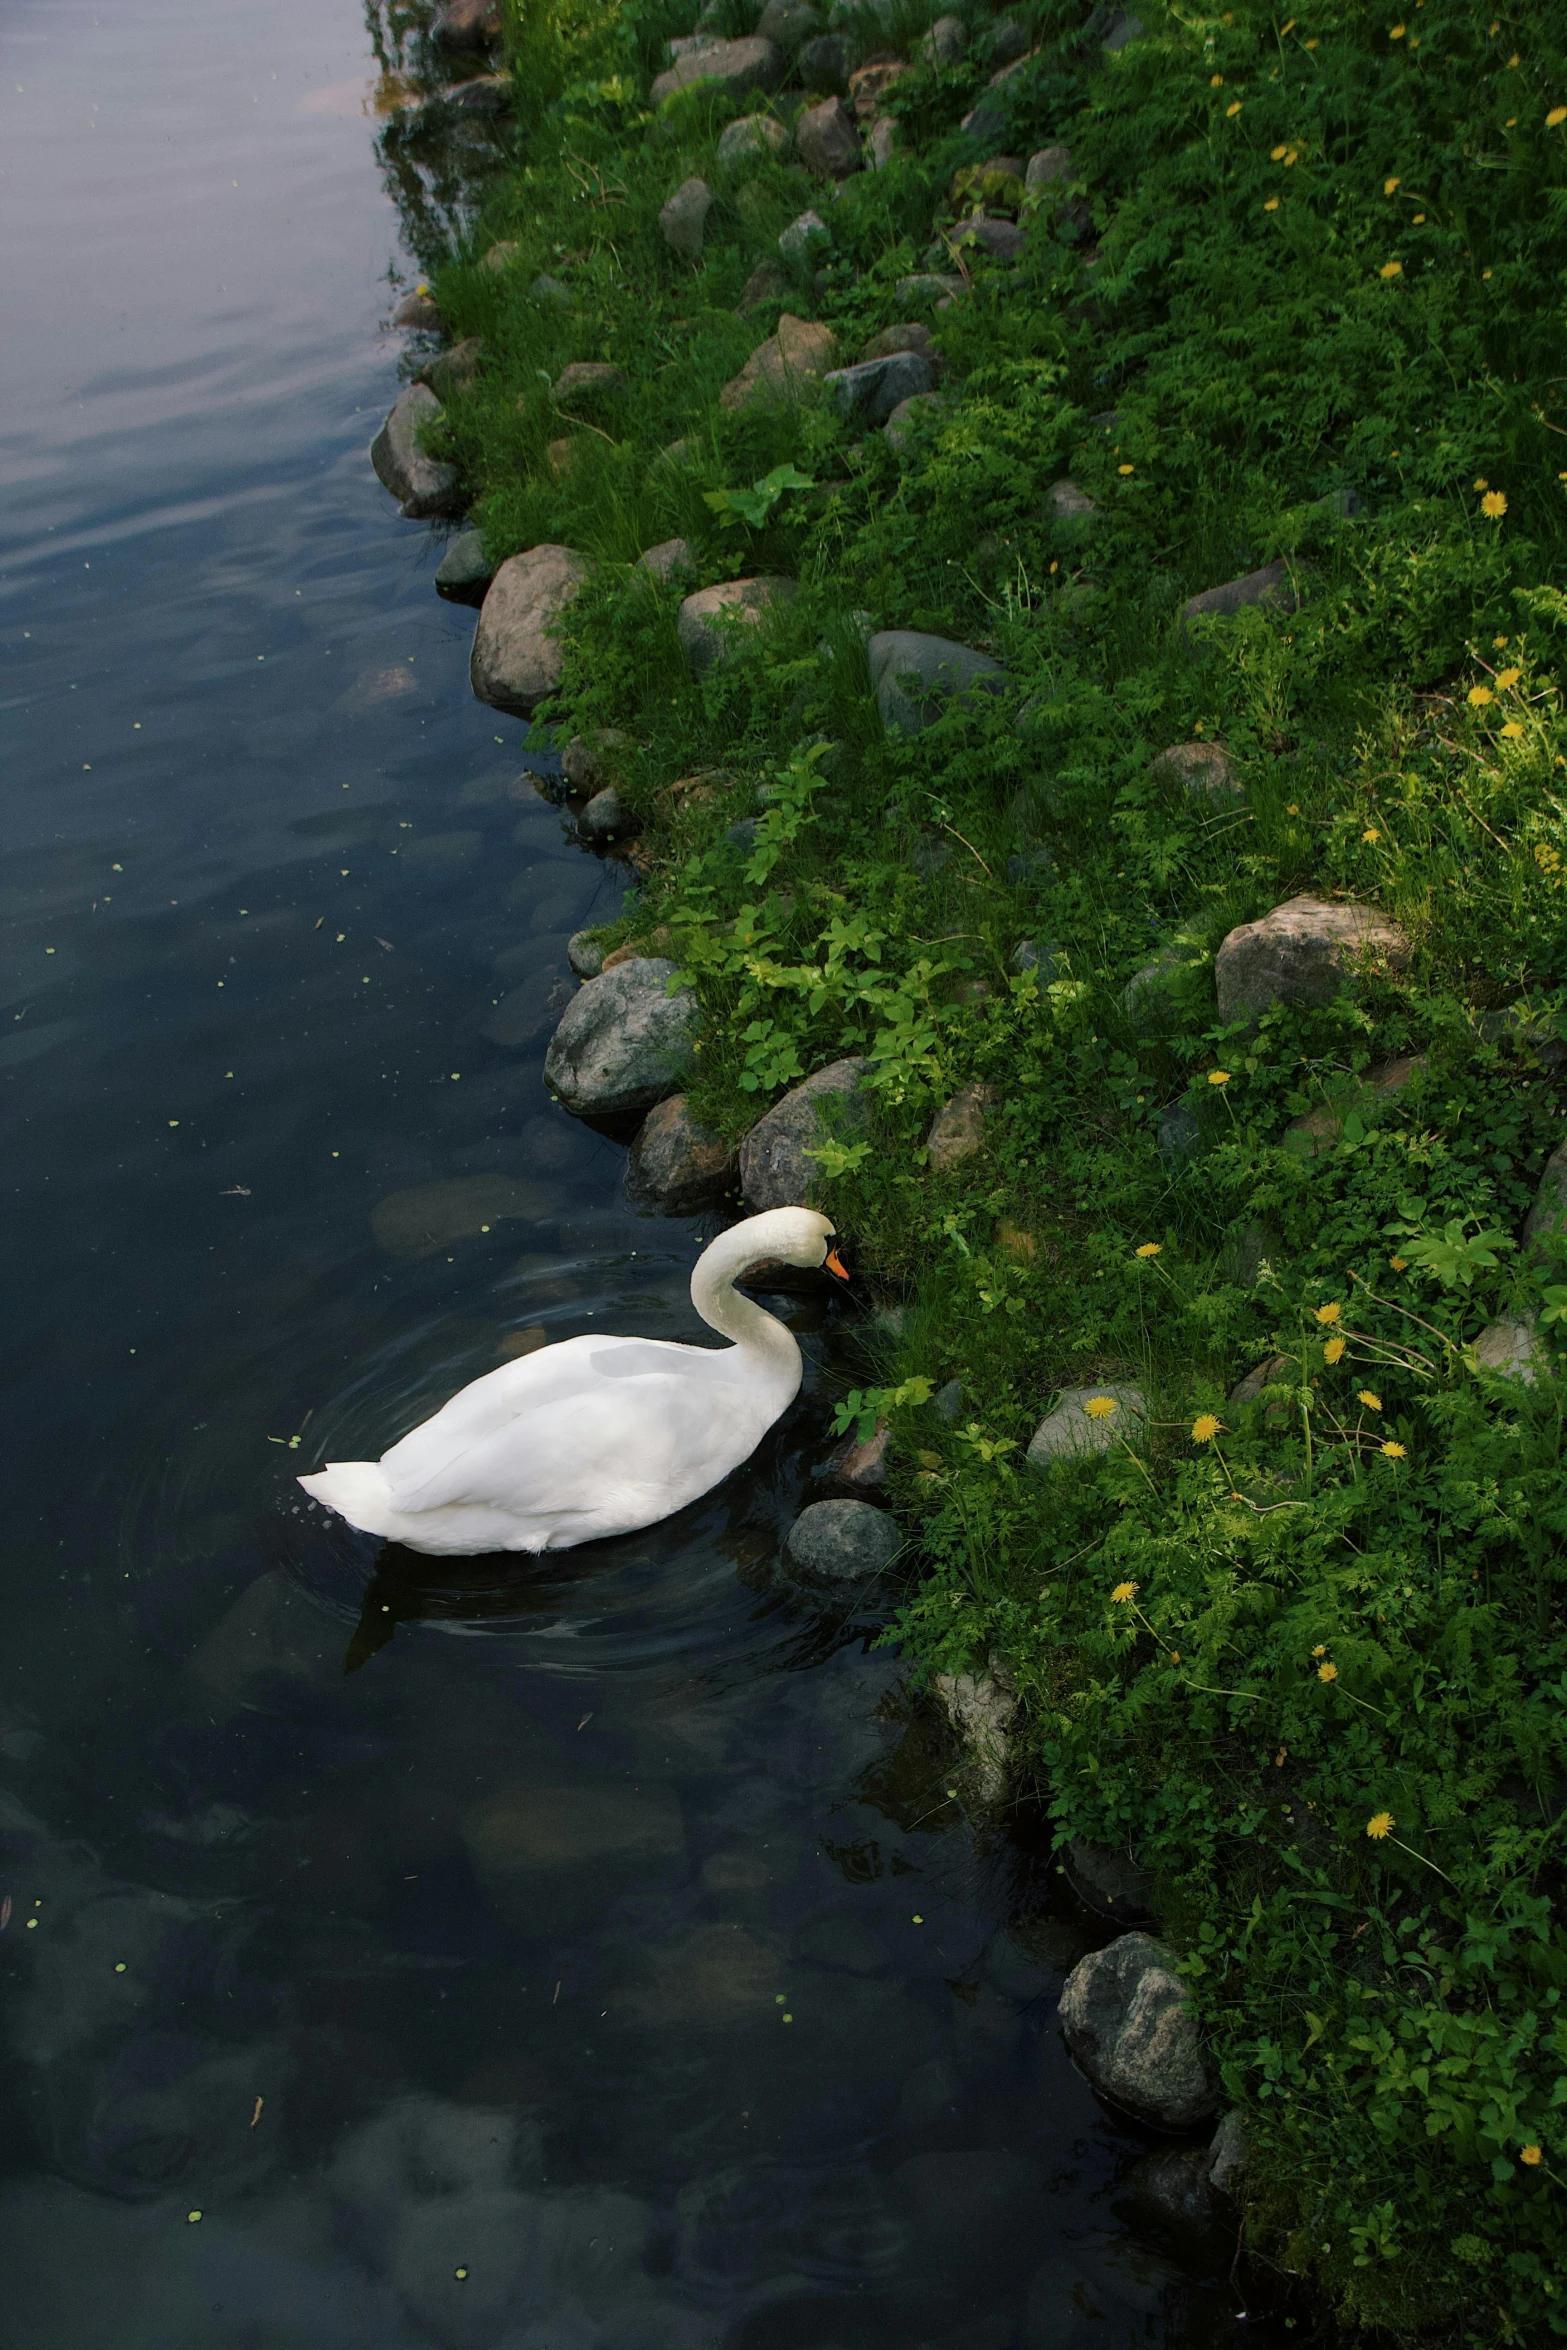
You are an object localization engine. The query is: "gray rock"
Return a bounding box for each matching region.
[1047,476,1095,519]
[1472,1314,1546,1384]
[859,321,936,362]
[825,350,937,425]
[932,1378,963,1423]
[757,0,821,47]
[441,71,511,112]
[651,35,783,105]
[417,334,484,399]
[1058,1932,1219,2129]
[1064,1838,1155,1923]
[920,13,967,63]
[897,271,967,307]
[958,215,1027,263]
[369,385,461,520]
[884,392,945,447]
[868,630,1006,734]
[1182,557,1298,630]
[737,260,788,311]
[561,726,632,795]
[578,785,639,841]
[659,175,713,261]
[797,32,850,92]
[933,1665,1016,1804]
[1214,893,1411,1022]
[796,95,861,179]
[960,103,1010,147]
[1229,1353,1291,1408]
[826,1420,889,1492]
[627,1094,737,1209]
[1011,938,1052,975]
[434,526,494,605]
[678,575,795,677]
[1124,2144,1217,2229]
[717,111,789,166]
[1523,1134,1567,1258]
[719,312,837,408]
[1152,738,1243,803]
[867,117,897,168]
[637,536,694,583]
[1026,1382,1145,1469]
[1102,7,1144,50]
[739,1054,869,1208]
[566,929,605,979]
[1207,2107,1248,2198]
[470,545,589,715]
[725,816,761,852]
[778,206,830,262]
[479,239,522,272]
[926,1082,997,1172]
[1123,943,1203,1023]
[543,957,699,1118]
[1026,143,1075,187]
[528,271,574,306]
[988,16,1031,67]
[434,0,502,47]
[553,359,625,405]
[784,1498,901,1585]
[392,285,441,329]
[1159,1100,1201,1160]
[1007,846,1054,886]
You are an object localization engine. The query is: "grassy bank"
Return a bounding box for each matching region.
[412,0,1567,2335]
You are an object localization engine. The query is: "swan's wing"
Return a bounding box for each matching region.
[380,1334,739,1514]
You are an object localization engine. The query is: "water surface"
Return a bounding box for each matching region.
[0,4,1273,2342]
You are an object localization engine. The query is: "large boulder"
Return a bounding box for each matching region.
[796,95,861,178]
[469,546,589,715]
[739,1056,869,1208]
[921,13,967,62]
[933,1666,1017,1806]
[1182,558,1297,630]
[778,208,830,263]
[637,536,694,584]
[1026,142,1074,187]
[884,392,946,448]
[719,312,837,410]
[1058,1932,1219,2129]
[417,334,484,400]
[824,351,937,426]
[659,176,712,261]
[848,61,907,120]
[626,1095,736,1209]
[1026,1382,1146,1469]
[783,1499,901,1586]
[868,630,1006,734]
[797,32,850,92]
[757,0,821,48]
[369,385,461,520]
[1214,894,1411,1022]
[543,958,699,1118]
[926,1082,997,1172]
[957,215,1026,263]
[677,576,795,678]
[433,0,502,46]
[1151,739,1243,804]
[434,527,494,606]
[553,360,625,405]
[651,36,782,105]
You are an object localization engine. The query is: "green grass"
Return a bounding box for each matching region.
[420,0,1567,2336]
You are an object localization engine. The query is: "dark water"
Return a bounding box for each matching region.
[0,4,1267,2343]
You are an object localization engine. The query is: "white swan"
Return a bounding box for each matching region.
[298,1206,846,1556]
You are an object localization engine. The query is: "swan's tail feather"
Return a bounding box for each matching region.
[299,1461,400,1539]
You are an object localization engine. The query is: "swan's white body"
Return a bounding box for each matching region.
[299,1208,839,1556]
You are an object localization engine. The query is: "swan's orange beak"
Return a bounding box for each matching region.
[824,1245,850,1282]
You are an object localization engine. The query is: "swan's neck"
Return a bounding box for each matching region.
[691,1228,803,1394]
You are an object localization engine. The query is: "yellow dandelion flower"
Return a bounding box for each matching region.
[1192,1413,1221,1443]
[1211,73,1224,86]
[1379,259,1403,278]
[1323,1336,1346,1364]
[1084,1395,1119,1419]
[1318,1660,1339,1682]
[1305,37,1317,48]
[1482,490,1508,518]
[1506,52,1519,68]
[1272,143,1289,160]
[1287,802,1300,814]
[1381,1440,1407,1459]
[1135,1242,1162,1258]
[1366,1810,1395,1839]
[1390,1253,1409,1271]
[1227,100,1243,116]
[1208,1068,1231,1087]
[1501,721,1525,740]
[1118,463,1135,475]
[1521,2144,1543,2166]
[1357,1389,1382,1410]
[1389,22,1406,37]
[1111,1580,1139,1603]
[1549,108,1567,129]
[1362,827,1381,844]
[1496,666,1522,689]
[1469,684,1495,707]
[1384,175,1401,193]
[1285,148,1298,164]
[1494,634,1509,646]
[1315,1302,1342,1326]
[1412,211,1425,223]
[1169,1649,1180,1664]
[1311,1644,1327,1657]
[1264,196,1280,210]
[1474,477,1489,490]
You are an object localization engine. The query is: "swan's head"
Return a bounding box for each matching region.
[713,1206,847,1280]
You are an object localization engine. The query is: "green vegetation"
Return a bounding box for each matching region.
[416,0,1567,2334]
